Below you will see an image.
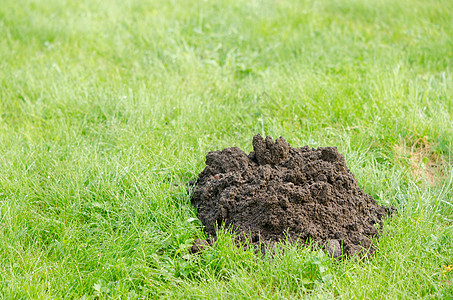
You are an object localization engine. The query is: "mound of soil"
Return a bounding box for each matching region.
[191,134,394,257]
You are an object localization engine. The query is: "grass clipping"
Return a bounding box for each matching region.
[191,135,394,258]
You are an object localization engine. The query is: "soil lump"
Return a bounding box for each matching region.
[191,134,393,257]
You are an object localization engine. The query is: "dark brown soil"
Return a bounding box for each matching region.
[191,134,394,258]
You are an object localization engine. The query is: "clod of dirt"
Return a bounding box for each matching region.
[189,238,210,254]
[191,134,394,258]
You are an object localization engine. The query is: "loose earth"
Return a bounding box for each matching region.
[191,134,394,257]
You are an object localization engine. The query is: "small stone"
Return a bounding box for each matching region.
[328,239,342,258]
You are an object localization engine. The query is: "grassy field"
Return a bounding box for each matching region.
[1,0,453,298]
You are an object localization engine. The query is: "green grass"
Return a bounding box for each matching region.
[1,0,453,298]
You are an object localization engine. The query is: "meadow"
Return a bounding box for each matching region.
[1,0,452,298]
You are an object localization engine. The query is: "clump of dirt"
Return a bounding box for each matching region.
[191,134,394,258]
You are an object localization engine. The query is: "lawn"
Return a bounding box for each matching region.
[1,0,452,298]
